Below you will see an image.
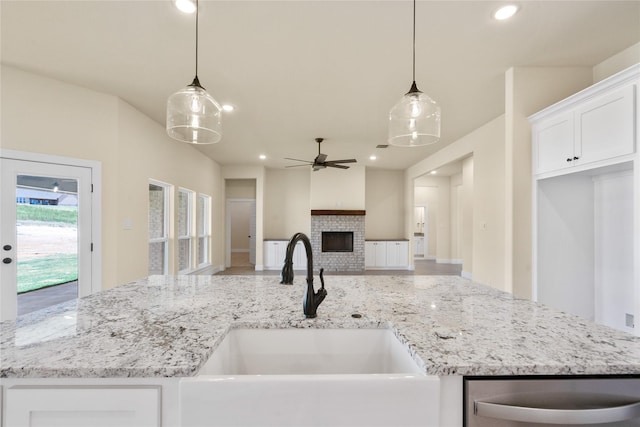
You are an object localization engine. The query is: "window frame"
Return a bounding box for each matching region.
[177,187,194,274]
[197,193,212,268]
[148,180,170,275]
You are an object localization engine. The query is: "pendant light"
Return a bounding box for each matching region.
[388,0,440,147]
[167,0,222,144]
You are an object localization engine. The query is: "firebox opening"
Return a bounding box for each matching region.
[322,231,354,252]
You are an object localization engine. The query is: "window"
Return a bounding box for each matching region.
[197,194,211,267]
[178,188,194,273]
[148,181,169,275]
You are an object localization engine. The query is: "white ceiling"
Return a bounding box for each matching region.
[2,1,639,170]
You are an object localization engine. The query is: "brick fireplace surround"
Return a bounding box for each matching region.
[310,210,365,272]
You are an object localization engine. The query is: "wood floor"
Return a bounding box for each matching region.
[219,253,462,276]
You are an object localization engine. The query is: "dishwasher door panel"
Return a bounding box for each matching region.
[465,377,640,427]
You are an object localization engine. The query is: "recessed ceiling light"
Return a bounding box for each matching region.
[222,104,235,112]
[494,5,518,20]
[174,0,196,14]
[259,154,266,160]
[430,170,437,175]
[370,155,377,161]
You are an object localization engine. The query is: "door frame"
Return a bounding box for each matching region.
[0,149,102,295]
[225,198,256,269]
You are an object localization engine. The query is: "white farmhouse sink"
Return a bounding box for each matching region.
[180,327,441,427]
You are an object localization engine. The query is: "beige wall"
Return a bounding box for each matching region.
[226,179,256,199]
[407,116,505,289]
[505,67,592,297]
[264,168,310,239]
[310,165,365,210]
[1,65,225,289]
[364,169,404,239]
[593,42,640,82]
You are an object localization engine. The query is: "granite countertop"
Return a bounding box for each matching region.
[1,275,640,379]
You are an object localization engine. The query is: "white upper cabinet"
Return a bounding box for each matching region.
[531,64,638,177]
[575,84,635,165]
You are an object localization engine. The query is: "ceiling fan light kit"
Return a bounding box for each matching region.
[166,0,222,144]
[388,0,441,147]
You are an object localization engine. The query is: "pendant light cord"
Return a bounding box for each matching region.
[195,0,199,79]
[412,0,416,83]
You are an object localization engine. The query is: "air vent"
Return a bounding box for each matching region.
[376,144,389,149]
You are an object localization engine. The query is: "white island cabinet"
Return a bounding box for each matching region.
[0,378,180,427]
[530,63,639,336]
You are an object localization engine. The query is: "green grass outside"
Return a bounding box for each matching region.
[17,254,78,293]
[17,204,77,224]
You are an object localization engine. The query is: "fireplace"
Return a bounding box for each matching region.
[311,210,365,272]
[322,231,353,252]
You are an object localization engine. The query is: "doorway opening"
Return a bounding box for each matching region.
[1,152,100,320]
[225,179,257,269]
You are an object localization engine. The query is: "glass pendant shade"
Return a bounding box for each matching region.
[167,79,222,144]
[389,82,441,147]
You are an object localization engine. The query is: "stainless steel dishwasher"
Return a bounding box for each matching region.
[464,376,640,426]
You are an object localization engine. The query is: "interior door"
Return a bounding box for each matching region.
[0,159,93,321]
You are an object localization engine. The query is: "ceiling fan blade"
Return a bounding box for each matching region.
[326,159,357,164]
[326,164,350,169]
[315,153,327,163]
[285,164,311,168]
[285,158,313,164]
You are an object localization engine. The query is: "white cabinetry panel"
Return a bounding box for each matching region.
[535,112,574,174]
[6,386,160,427]
[576,84,635,165]
[531,64,639,336]
[264,241,305,270]
[365,241,408,269]
[531,65,637,177]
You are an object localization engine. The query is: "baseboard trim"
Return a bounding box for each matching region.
[461,271,473,280]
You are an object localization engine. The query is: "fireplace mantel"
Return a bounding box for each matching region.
[310,210,366,216]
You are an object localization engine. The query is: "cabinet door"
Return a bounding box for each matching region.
[6,386,161,427]
[387,242,408,267]
[534,112,575,174]
[365,242,387,267]
[414,237,424,256]
[576,83,635,166]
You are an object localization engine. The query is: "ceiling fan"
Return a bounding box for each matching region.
[285,138,357,171]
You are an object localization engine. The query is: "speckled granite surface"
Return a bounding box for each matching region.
[1,275,639,378]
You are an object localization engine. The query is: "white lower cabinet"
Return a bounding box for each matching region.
[365,241,409,269]
[414,236,425,257]
[5,385,161,427]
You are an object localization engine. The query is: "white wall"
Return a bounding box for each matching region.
[264,168,310,238]
[310,165,365,210]
[461,157,473,277]
[1,65,225,288]
[365,169,404,239]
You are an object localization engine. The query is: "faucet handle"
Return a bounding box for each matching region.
[319,268,325,289]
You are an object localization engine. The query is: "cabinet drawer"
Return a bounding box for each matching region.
[6,385,161,427]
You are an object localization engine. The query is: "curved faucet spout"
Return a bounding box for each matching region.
[280,232,327,318]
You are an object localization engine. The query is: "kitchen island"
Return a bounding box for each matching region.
[2,275,640,425]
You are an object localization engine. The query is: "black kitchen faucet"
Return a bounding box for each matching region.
[280,232,327,318]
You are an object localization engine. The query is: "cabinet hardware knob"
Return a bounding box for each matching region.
[573,156,580,160]
[2,257,12,264]
[2,245,11,251]
[566,158,573,162]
